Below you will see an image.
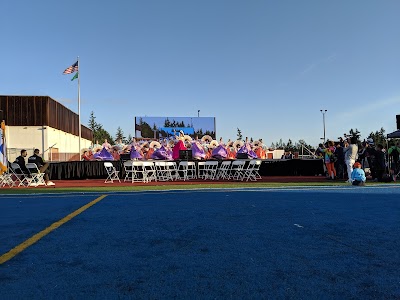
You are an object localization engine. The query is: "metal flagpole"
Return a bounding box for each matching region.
[77,56,81,157]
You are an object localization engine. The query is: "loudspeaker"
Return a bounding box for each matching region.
[236,153,249,159]
[397,115,400,130]
[179,150,192,160]
[119,153,131,162]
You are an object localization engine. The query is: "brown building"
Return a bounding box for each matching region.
[0,95,93,161]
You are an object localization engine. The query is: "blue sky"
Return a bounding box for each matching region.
[1,0,400,146]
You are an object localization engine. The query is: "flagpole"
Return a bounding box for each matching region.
[77,56,81,158]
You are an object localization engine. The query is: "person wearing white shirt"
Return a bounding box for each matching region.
[343,137,358,183]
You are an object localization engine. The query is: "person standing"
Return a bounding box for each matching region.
[343,137,358,183]
[388,142,400,181]
[319,141,337,179]
[364,139,377,180]
[334,142,345,179]
[374,144,386,182]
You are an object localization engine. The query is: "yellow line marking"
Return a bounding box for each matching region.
[0,194,108,265]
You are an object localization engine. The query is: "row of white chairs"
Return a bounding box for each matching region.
[1,163,46,188]
[197,160,262,181]
[104,159,262,183]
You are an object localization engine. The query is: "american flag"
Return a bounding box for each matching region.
[63,61,79,74]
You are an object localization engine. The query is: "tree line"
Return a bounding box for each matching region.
[236,127,397,152]
[88,111,131,145]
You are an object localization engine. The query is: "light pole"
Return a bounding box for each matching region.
[320,109,327,143]
[197,110,200,117]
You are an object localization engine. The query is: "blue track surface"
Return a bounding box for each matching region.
[1,187,399,299]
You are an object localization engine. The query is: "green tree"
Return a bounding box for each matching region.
[294,139,315,155]
[94,124,114,145]
[237,128,243,140]
[115,126,125,142]
[345,128,361,142]
[88,111,97,134]
[368,127,386,146]
[87,111,114,144]
[275,139,284,149]
[140,121,153,138]
[124,134,132,144]
[285,139,295,152]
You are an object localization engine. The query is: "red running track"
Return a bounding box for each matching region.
[3,176,329,189]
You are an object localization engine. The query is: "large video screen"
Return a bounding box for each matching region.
[135,116,216,139]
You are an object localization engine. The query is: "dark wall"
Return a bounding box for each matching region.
[0,95,92,140]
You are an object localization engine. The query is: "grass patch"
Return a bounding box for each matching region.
[0,181,376,195]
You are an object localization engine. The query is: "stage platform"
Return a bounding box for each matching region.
[48,159,324,180]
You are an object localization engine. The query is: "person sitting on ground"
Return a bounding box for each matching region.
[28,149,55,186]
[350,162,366,186]
[13,149,29,174]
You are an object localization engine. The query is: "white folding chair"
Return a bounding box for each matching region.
[165,161,179,181]
[178,161,197,181]
[253,159,262,180]
[131,161,147,183]
[123,160,134,182]
[217,160,232,180]
[10,163,31,187]
[104,162,120,183]
[202,161,219,180]
[154,161,175,181]
[154,161,168,181]
[197,161,207,179]
[142,161,157,183]
[229,160,246,180]
[0,170,15,187]
[26,163,46,186]
[242,159,262,181]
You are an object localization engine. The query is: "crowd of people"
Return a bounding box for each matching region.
[81,134,269,162]
[10,134,399,187]
[316,136,400,185]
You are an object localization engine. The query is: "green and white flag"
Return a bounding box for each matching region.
[71,72,79,81]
